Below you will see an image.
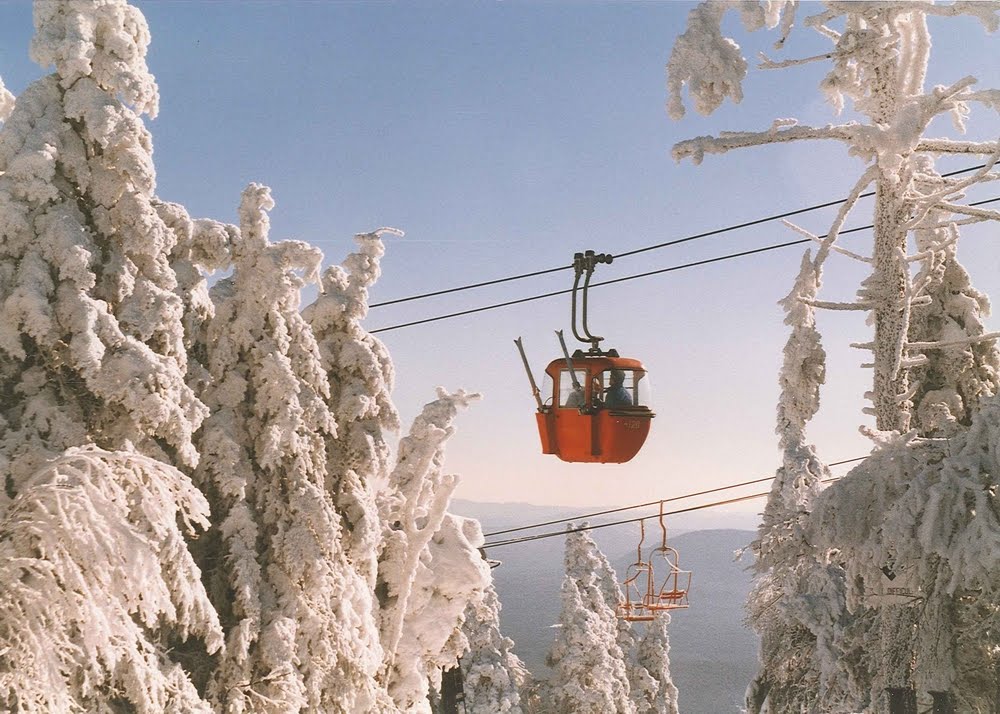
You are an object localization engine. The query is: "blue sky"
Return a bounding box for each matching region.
[2,2,1000,512]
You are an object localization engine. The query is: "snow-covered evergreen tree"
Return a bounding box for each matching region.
[548,578,631,714]
[194,184,389,712]
[303,227,402,586]
[0,0,206,488]
[635,613,680,714]
[547,527,636,714]
[305,229,494,713]
[461,582,530,714]
[746,252,859,713]
[747,254,827,711]
[563,523,659,712]
[0,3,225,708]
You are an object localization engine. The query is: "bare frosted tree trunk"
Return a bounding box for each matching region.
[868,45,913,433]
[868,49,921,711]
[871,174,912,432]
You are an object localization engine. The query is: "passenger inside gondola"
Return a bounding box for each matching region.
[604,368,632,408]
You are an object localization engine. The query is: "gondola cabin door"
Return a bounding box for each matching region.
[536,355,653,463]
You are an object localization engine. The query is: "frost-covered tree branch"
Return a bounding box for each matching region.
[916,138,1000,154]
[921,1,1000,29]
[0,448,223,712]
[377,388,490,711]
[782,220,872,265]
[672,123,861,165]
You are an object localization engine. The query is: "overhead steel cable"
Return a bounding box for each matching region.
[482,456,867,539]
[370,264,574,308]
[613,162,991,260]
[369,162,988,309]
[370,194,1000,335]
[481,476,843,549]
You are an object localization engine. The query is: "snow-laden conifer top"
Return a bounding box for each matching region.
[32,0,159,116]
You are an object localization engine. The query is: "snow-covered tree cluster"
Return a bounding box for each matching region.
[0,2,509,711]
[541,527,679,714]
[459,582,531,713]
[668,1,1000,711]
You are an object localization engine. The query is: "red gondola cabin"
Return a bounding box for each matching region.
[514,249,656,463]
[535,353,654,463]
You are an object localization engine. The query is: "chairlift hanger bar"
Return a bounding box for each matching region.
[571,250,613,352]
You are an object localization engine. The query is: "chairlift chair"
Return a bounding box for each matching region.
[617,502,691,622]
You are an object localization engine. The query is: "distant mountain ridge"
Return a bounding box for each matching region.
[452,500,761,714]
